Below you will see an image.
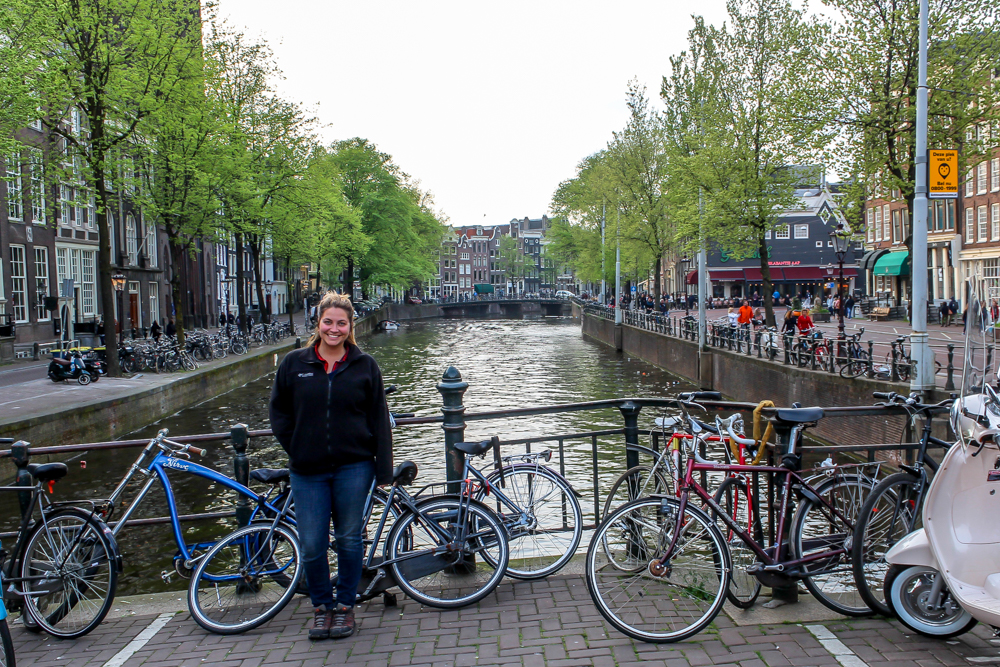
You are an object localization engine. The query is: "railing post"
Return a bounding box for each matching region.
[890,341,900,382]
[756,330,762,358]
[231,424,251,527]
[783,332,791,365]
[438,366,469,493]
[867,340,875,378]
[11,441,32,521]
[946,344,956,391]
[619,401,642,471]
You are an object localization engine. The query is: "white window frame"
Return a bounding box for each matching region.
[126,214,138,265]
[993,158,1000,193]
[28,150,44,225]
[875,207,882,241]
[993,203,1000,242]
[6,154,22,221]
[145,218,156,267]
[978,162,988,195]
[866,209,874,242]
[774,225,790,239]
[59,184,72,226]
[149,283,159,325]
[967,169,975,197]
[9,245,28,323]
[34,246,49,321]
[892,210,902,244]
[793,224,809,239]
[81,249,95,316]
[979,205,989,242]
[108,210,116,264]
[967,207,975,243]
[882,205,891,240]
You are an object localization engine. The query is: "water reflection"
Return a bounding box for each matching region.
[4,317,699,595]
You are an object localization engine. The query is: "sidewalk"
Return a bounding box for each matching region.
[11,574,998,667]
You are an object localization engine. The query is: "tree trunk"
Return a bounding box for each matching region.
[235,232,248,335]
[344,256,354,299]
[286,256,295,330]
[759,232,776,327]
[248,237,269,324]
[654,255,662,301]
[166,236,189,346]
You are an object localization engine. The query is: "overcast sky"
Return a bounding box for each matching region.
[215,1,731,229]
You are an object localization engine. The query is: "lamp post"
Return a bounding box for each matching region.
[830,223,851,358]
[111,273,126,345]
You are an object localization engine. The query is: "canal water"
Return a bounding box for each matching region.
[5,317,701,595]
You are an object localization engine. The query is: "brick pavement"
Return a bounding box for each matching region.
[10,575,1000,667]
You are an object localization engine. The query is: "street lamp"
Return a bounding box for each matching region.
[830,223,851,356]
[111,273,126,345]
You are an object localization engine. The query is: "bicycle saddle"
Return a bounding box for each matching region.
[454,436,499,457]
[392,461,418,486]
[773,407,824,424]
[249,468,290,484]
[27,462,68,483]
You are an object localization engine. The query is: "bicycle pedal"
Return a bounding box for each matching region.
[160,569,174,584]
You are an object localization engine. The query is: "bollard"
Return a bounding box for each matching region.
[437,366,469,494]
[783,332,791,365]
[294,336,301,349]
[32,342,39,361]
[766,419,799,606]
[867,340,875,379]
[946,344,956,391]
[11,441,32,521]
[890,341,899,382]
[619,401,642,472]
[756,330,762,358]
[231,424,251,528]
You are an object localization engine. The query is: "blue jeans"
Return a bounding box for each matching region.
[290,460,375,609]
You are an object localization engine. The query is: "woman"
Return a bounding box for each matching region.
[269,292,393,641]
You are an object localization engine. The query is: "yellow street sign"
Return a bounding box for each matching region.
[929,149,958,199]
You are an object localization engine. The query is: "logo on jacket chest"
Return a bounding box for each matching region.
[297,372,314,377]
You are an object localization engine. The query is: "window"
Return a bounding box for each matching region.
[774,225,790,239]
[764,229,771,240]
[56,247,68,294]
[967,169,975,197]
[874,207,882,241]
[978,162,988,195]
[882,205,891,240]
[892,210,902,243]
[59,184,72,225]
[993,203,1000,242]
[979,205,989,242]
[967,208,975,243]
[6,154,22,221]
[145,219,156,267]
[867,209,874,242]
[9,245,27,323]
[34,247,49,321]
[793,224,808,239]
[77,195,94,229]
[149,283,159,325]
[126,214,138,265]
[993,158,999,192]
[28,150,44,224]
[108,211,116,264]
[81,250,95,315]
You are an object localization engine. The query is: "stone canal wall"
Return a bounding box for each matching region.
[0,340,299,447]
[582,312,918,449]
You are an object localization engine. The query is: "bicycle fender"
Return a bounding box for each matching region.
[885,529,935,568]
[97,519,125,574]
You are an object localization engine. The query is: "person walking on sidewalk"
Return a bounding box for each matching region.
[269,291,393,641]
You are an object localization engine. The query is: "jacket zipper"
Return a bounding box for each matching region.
[326,372,332,458]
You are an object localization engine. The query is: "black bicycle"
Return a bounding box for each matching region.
[851,391,953,616]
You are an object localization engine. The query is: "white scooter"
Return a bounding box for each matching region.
[884,280,1000,638]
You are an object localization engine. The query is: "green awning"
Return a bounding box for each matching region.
[473,283,494,293]
[872,251,910,276]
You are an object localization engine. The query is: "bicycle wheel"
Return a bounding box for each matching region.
[712,477,762,609]
[478,465,583,579]
[852,471,922,617]
[603,465,672,518]
[188,523,301,635]
[20,509,118,639]
[839,356,868,379]
[0,618,13,667]
[387,498,508,608]
[586,496,729,643]
[232,341,247,355]
[790,474,874,617]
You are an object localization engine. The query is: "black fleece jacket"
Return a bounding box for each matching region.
[269,343,393,485]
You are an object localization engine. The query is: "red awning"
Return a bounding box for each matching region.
[780,267,826,281]
[709,269,745,282]
[685,270,698,285]
[742,267,787,281]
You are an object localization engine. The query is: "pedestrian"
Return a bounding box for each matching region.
[165,319,176,338]
[96,317,105,347]
[727,307,739,326]
[845,295,855,319]
[738,300,753,326]
[227,312,235,327]
[150,320,162,341]
[269,291,393,641]
[939,300,950,326]
[772,289,780,303]
[783,308,799,334]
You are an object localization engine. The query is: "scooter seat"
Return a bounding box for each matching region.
[51,357,72,366]
[249,468,289,484]
[27,463,68,483]
[773,407,824,424]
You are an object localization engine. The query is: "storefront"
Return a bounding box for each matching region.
[871,251,910,306]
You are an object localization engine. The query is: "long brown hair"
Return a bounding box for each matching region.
[307,292,357,348]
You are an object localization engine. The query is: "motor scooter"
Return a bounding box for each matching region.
[884,277,999,638]
[47,352,95,385]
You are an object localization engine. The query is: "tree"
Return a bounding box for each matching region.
[0,8,42,156]
[6,0,202,375]
[663,0,832,326]
[821,0,1000,242]
[496,235,529,292]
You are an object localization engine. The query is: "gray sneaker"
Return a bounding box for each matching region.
[329,604,355,639]
[309,607,332,640]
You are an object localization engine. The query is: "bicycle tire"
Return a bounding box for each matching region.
[839,358,868,379]
[20,508,119,639]
[790,474,874,617]
[712,477,763,609]
[586,496,729,643]
[386,497,508,609]
[478,464,583,579]
[188,523,301,635]
[231,342,247,355]
[0,618,14,667]
[851,471,922,617]
[603,465,672,520]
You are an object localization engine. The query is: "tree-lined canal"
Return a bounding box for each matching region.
[6,317,698,595]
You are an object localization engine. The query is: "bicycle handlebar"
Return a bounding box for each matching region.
[872,391,953,411]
